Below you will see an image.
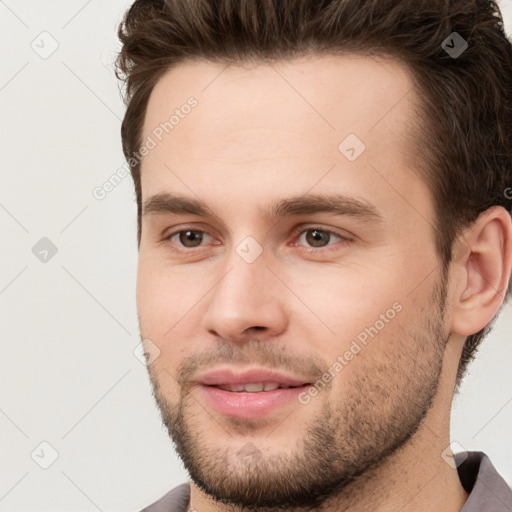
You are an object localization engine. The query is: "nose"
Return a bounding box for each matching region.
[201,249,289,343]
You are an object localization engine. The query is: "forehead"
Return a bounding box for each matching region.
[140,54,432,227]
[143,53,415,150]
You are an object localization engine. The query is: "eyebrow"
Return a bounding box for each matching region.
[142,192,384,224]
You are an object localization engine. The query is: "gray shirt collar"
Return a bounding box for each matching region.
[458,451,512,511]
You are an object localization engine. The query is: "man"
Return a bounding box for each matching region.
[115,0,512,510]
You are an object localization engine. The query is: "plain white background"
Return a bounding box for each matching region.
[0,1,511,510]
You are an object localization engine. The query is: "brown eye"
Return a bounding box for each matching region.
[297,228,348,249]
[164,229,213,249]
[304,229,333,247]
[177,230,205,247]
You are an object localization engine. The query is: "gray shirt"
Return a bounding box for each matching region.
[140,451,512,511]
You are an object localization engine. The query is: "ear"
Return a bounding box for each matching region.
[450,206,512,336]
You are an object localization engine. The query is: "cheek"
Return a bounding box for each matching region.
[322,307,418,403]
[296,269,434,389]
[280,262,404,352]
[136,255,183,337]
[137,252,185,307]
[136,254,211,358]
[136,259,162,334]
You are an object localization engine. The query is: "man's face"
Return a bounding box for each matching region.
[137,55,450,510]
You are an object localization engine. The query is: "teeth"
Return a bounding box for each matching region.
[216,382,294,392]
[223,384,246,392]
[245,383,264,392]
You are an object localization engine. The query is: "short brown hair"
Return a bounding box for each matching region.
[115,0,512,387]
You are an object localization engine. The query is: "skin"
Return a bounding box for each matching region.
[136,54,512,512]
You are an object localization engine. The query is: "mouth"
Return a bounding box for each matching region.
[211,382,307,392]
[195,367,315,419]
[199,382,313,420]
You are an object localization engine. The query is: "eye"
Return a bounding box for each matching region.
[165,229,214,248]
[294,227,352,250]
[161,226,352,253]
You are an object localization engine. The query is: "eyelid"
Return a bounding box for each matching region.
[161,221,215,239]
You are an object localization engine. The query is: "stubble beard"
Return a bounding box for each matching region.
[145,278,448,511]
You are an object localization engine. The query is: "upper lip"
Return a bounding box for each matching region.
[196,367,314,387]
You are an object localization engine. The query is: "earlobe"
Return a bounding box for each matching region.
[450,206,512,336]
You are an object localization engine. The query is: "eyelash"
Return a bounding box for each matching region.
[162,226,353,253]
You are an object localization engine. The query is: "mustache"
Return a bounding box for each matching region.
[174,338,327,387]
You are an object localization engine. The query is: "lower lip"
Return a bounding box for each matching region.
[199,384,310,419]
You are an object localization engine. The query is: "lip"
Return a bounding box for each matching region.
[195,367,314,420]
[199,384,311,419]
[197,367,312,387]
